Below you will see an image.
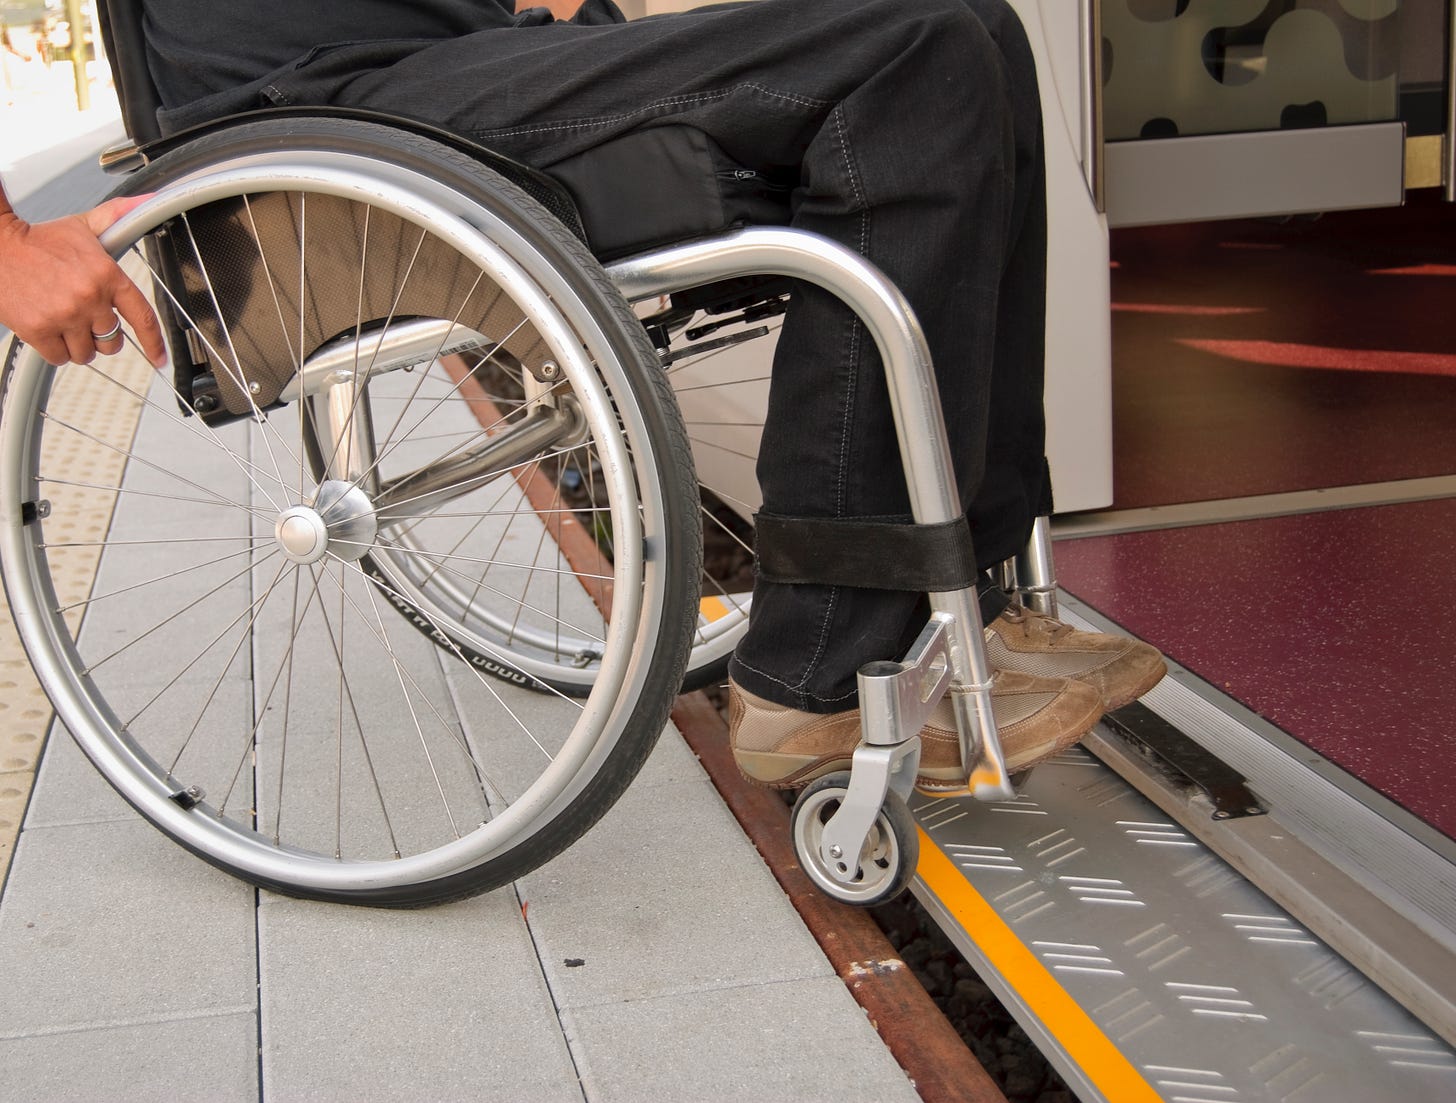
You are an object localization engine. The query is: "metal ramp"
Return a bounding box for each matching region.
[909,601,1456,1103]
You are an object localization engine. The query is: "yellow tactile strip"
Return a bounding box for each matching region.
[0,264,154,885]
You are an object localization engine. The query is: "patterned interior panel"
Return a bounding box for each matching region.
[1103,0,1400,140]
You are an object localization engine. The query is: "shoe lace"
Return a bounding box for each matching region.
[1005,602,1073,641]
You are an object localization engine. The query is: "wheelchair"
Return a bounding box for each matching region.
[0,0,1059,907]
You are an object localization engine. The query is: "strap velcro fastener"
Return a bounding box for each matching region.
[753,513,977,592]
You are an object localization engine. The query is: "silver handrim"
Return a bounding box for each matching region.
[0,154,675,892]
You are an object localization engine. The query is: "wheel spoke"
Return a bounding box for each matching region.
[36,476,273,520]
[362,574,466,838]
[324,556,516,794]
[687,435,761,464]
[165,557,292,775]
[221,562,323,819]
[76,358,296,493]
[341,329,545,512]
[333,273,499,493]
[368,532,618,614]
[38,412,271,524]
[55,540,264,615]
[335,552,577,761]
[178,211,301,484]
[117,552,285,729]
[312,219,431,485]
[241,194,302,376]
[306,559,403,862]
[84,548,279,678]
[127,243,301,506]
[669,374,772,394]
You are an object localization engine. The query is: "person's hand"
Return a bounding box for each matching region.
[0,195,167,368]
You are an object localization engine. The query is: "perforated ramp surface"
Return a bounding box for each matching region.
[910,735,1456,1103]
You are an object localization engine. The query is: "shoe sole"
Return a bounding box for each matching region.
[734,679,1107,796]
[912,690,1104,798]
[732,749,855,791]
[733,749,964,795]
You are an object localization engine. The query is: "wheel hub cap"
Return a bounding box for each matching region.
[274,480,378,565]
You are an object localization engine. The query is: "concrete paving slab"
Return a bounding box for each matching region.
[0,1011,258,1103]
[631,719,711,788]
[562,974,918,1103]
[21,719,133,828]
[72,546,255,699]
[244,568,493,862]
[518,774,829,1011]
[257,891,582,1102]
[26,676,253,830]
[444,666,604,809]
[0,820,255,1036]
[442,667,702,815]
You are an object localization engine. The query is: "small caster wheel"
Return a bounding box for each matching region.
[791,771,918,906]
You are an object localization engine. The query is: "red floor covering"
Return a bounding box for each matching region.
[1108,193,1456,509]
[1055,499,1456,840]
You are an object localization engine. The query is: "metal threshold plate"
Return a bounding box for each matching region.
[910,744,1456,1103]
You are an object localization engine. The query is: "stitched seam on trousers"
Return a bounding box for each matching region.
[781,104,869,705]
[734,653,858,708]
[793,587,839,698]
[469,81,834,141]
[830,104,868,520]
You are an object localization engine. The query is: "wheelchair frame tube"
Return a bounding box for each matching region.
[1014,515,1058,618]
[608,228,1014,799]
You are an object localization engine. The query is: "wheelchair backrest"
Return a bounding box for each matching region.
[97,0,164,145]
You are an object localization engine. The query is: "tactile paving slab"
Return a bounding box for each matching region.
[0,266,154,883]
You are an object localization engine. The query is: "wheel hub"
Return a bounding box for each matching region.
[274,480,378,565]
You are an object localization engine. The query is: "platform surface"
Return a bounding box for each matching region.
[0,335,918,1103]
[1057,500,1456,840]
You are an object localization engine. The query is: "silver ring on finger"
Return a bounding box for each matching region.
[91,318,123,343]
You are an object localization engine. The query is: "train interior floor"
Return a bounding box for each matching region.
[1054,192,1456,842]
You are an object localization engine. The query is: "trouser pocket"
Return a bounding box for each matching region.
[547,123,792,260]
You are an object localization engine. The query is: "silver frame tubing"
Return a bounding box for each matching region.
[1013,514,1058,618]
[609,229,1015,799]
[0,155,671,892]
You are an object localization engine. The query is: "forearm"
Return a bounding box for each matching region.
[0,175,28,272]
[521,0,586,19]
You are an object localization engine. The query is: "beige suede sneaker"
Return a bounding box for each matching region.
[985,604,1166,711]
[728,672,1102,793]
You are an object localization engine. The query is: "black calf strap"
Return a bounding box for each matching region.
[753,513,978,592]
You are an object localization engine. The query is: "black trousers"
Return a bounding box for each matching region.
[264,0,1052,711]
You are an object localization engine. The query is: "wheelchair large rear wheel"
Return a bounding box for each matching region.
[0,118,701,905]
